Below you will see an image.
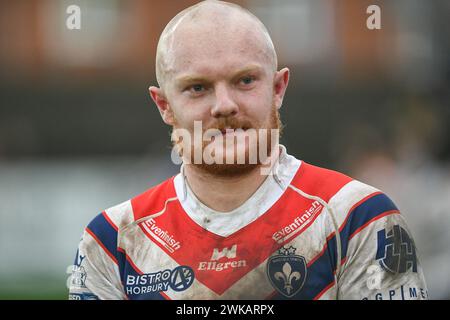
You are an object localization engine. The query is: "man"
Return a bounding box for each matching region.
[69,0,428,300]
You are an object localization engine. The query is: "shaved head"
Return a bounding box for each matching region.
[155,0,278,91]
[149,0,290,178]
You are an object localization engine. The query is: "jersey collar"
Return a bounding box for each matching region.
[173,145,302,237]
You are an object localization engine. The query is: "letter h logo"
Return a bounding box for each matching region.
[376,224,417,274]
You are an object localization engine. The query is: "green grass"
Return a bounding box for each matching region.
[0,275,68,300]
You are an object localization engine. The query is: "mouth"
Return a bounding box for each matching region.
[219,127,250,135]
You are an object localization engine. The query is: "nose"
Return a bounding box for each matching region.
[210,83,238,118]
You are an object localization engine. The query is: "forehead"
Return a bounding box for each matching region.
[166,21,273,81]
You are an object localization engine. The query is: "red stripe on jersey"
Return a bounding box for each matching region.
[332,257,348,276]
[265,290,277,300]
[306,209,397,282]
[307,208,395,274]
[85,227,118,265]
[125,253,144,275]
[160,292,172,300]
[290,162,353,202]
[102,211,118,232]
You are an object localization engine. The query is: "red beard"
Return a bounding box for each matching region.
[171,106,283,177]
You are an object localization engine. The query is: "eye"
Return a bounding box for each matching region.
[190,84,205,92]
[240,76,255,85]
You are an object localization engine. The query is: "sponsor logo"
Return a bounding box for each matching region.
[125,265,194,295]
[212,245,237,260]
[272,201,323,244]
[141,218,181,253]
[70,250,87,289]
[364,261,427,300]
[365,264,384,290]
[69,293,99,300]
[198,245,247,272]
[376,224,417,273]
[362,286,428,300]
[267,246,307,298]
[170,266,195,292]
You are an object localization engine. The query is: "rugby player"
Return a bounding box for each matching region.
[69,0,427,300]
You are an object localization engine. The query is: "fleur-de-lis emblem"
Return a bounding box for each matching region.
[274,262,301,295]
[267,246,307,298]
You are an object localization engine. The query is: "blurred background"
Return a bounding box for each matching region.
[0,0,449,299]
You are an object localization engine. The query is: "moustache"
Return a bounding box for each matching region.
[203,118,255,133]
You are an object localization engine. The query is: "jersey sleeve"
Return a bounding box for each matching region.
[68,212,126,300]
[336,193,428,300]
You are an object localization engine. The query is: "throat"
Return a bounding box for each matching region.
[184,164,269,212]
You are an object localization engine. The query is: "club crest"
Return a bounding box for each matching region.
[267,246,307,298]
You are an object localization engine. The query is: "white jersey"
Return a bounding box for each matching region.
[68,146,428,300]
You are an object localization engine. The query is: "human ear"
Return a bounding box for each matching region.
[273,68,290,109]
[149,86,175,125]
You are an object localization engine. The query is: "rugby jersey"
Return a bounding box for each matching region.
[68,146,427,300]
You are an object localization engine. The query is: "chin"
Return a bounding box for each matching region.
[194,162,259,177]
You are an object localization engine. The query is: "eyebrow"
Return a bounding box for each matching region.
[232,65,264,79]
[175,64,264,85]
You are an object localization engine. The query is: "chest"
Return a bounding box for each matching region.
[118,196,336,299]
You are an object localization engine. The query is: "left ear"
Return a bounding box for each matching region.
[273,67,290,109]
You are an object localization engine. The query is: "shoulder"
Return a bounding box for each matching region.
[290,161,400,235]
[290,161,354,202]
[82,175,177,252]
[296,164,405,262]
[291,161,394,209]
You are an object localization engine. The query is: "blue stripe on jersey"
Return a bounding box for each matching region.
[339,193,398,259]
[271,193,398,300]
[299,237,337,300]
[87,215,166,300]
[86,212,118,261]
[117,249,126,285]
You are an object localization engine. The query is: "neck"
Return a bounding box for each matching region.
[183,147,280,212]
